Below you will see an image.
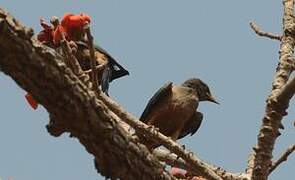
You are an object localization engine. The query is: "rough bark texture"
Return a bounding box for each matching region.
[0,8,174,180]
[249,0,295,179]
[0,7,235,180]
[1,2,295,179]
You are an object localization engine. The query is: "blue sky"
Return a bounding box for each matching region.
[0,1,294,180]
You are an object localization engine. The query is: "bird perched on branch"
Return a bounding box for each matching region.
[53,13,129,94]
[139,78,219,150]
[25,13,129,109]
[74,41,129,95]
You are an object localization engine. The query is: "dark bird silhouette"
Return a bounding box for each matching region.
[139,78,219,150]
[36,15,129,96]
[74,41,129,95]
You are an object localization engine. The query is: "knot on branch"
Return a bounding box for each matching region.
[46,116,67,137]
[284,19,295,36]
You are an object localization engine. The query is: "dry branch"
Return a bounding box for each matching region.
[154,149,249,180]
[250,22,282,41]
[85,24,99,92]
[0,6,251,180]
[0,8,174,180]
[59,33,84,76]
[269,144,295,174]
[249,0,295,180]
[84,64,105,74]
[97,92,224,180]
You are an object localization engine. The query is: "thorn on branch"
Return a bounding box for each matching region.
[269,144,295,174]
[250,22,282,41]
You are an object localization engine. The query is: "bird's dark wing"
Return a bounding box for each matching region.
[94,44,129,82]
[140,82,173,123]
[74,41,129,82]
[101,66,112,96]
[178,111,203,140]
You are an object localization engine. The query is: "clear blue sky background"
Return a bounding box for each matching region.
[0,1,294,180]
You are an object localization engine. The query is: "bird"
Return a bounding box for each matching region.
[74,41,129,95]
[25,14,129,109]
[51,13,129,95]
[139,78,219,150]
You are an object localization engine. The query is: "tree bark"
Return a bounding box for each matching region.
[0,8,174,180]
[249,0,295,180]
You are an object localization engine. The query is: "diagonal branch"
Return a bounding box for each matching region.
[0,7,174,180]
[249,1,295,180]
[0,7,238,180]
[154,149,249,180]
[97,92,224,180]
[85,24,99,92]
[250,22,282,41]
[269,144,295,174]
[98,92,254,180]
[59,33,84,76]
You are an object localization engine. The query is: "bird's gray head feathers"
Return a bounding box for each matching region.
[182,78,219,104]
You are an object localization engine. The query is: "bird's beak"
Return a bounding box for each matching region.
[208,95,220,105]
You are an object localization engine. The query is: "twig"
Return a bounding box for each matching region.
[269,144,295,174]
[84,23,99,92]
[250,22,282,41]
[154,149,249,180]
[59,33,84,76]
[84,64,105,74]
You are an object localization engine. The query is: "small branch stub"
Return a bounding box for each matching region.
[250,22,282,41]
[269,144,295,174]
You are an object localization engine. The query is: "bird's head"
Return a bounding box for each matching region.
[182,78,219,104]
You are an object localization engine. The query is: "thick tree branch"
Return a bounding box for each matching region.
[0,7,249,180]
[249,0,295,179]
[250,22,282,41]
[269,144,295,174]
[0,8,174,180]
